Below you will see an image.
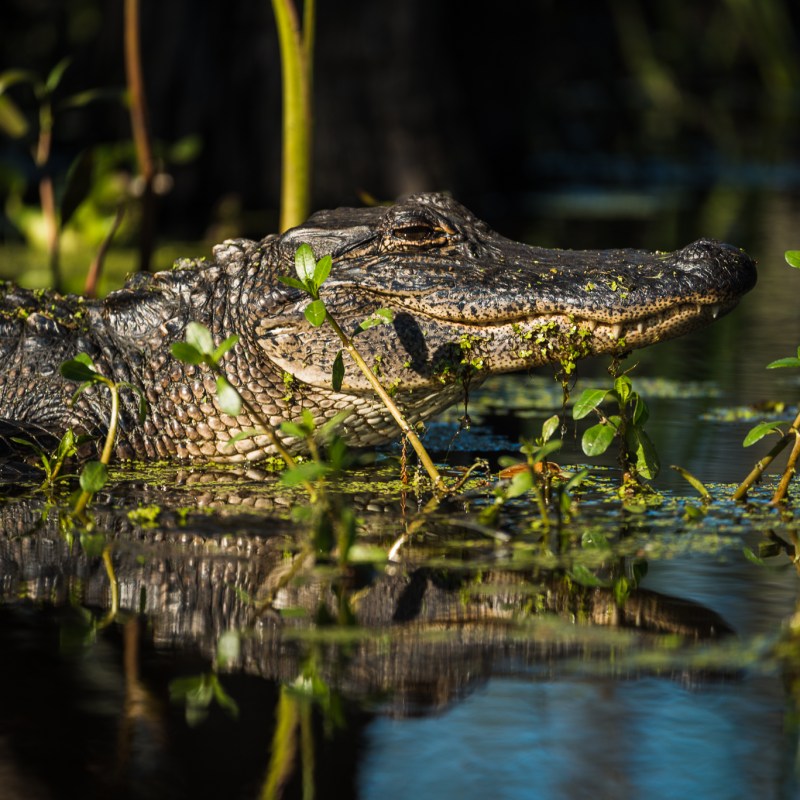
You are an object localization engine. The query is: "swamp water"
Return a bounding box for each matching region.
[1,197,800,799]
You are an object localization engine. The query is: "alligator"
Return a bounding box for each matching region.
[0,193,756,462]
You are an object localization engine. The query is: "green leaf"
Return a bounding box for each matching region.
[785,250,800,269]
[572,389,608,420]
[59,87,121,110]
[332,350,344,391]
[505,468,533,499]
[670,465,711,500]
[541,414,560,443]
[167,134,202,164]
[45,57,71,95]
[359,308,395,331]
[215,631,241,670]
[295,243,317,283]
[0,68,38,95]
[569,564,609,588]
[742,420,789,447]
[224,428,265,449]
[626,426,659,479]
[60,356,98,382]
[581,422,616,456]
[212,334,239,363]
[631,394,649,425]
[312,254,332,289]
[185,322,214,355]
[767,357,800,369]
[614,375,632,404]
[280,421,311,440]
[277,275,308,293]
[0,94,28,138]
[171,341,205,365]
[79,461,108,493]
[215,376,242,416]
[304,299,327,327]
[529,439,562,463]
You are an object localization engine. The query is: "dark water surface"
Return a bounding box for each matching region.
[1,191,800,799]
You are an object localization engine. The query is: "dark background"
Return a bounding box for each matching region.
[1,0,799,247]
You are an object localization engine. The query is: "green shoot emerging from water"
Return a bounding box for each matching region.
[60,353,147,515]
[734,250,800,504]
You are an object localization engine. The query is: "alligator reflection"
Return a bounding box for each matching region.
[0,483,733,798]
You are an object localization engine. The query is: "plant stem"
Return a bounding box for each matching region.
[85,205,124,297]
[271,0,312,232]
[124,0,156,272]
[323,312,448,494]
[771,427,800,505]
[734,406,800,501]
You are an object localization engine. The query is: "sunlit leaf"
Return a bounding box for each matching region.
[0,94,28,138]
[224,428,264,449]
[212,334,239,362]
[670,465,711,500]
[766,357,800,369]
[304,299,327,327]
[79,461,107,493]
[312,254,332,289]
[530,439,562,464]
[742,419,789,447]
[185,321,214,355]
[171,341,205,365]
[215,376,242,416]
[541,414,560,443]
[627,426,660,479]
[277,275,308,292]
[280,421,310,440]
[614,375,632,404]
[295,243,317,283]
[572,389,608,420]
[359,308,395,331]
[569,564,609,588]
[581,422,615,456]
[505,468,533,499]
[45,57,71,94]
[785,250,800,270]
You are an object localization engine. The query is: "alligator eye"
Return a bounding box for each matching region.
[393,224,438,242]
[389,223,451,249]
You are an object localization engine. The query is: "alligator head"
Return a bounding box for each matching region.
[0,193,756,461]
[239,193,756,450]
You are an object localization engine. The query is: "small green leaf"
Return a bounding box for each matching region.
[212,334,239,362]
[277,275,308,292]
[572,389,608,420]
[332,350,344,391]
[359,308,395,330]
[171,341,205,365]
[185,322,214,355]
[312,254,332,289]
[45,57,71,95]
[295,243,317,283]
[224,428,265,449]
[0,94,28,138]
[541,414,560,443]
[743,420,789,447]
[505,468,533,499]
[60,356,98,382]
[614,375,632,404]
[304,299,327,327]
[785,250,800,270]
[581,422,616,456]
[216,631,241,670]
[530,439,562,463]
[215,376,242,416]
[79,461,108,493]
[767,357,800,369]
[670,465,711,500]
[569,564,609,588]
[280,421,310,440]
[626,426,659,479]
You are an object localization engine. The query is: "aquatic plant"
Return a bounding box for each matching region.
[733,251,800,504]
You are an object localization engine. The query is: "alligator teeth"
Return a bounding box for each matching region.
[584,320,597,331]
[711,304,721,319]
[610,323,623,339]
[636,322,645,334]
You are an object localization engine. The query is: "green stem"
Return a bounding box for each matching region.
[272,0,312,232]
[324,312,448,494]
